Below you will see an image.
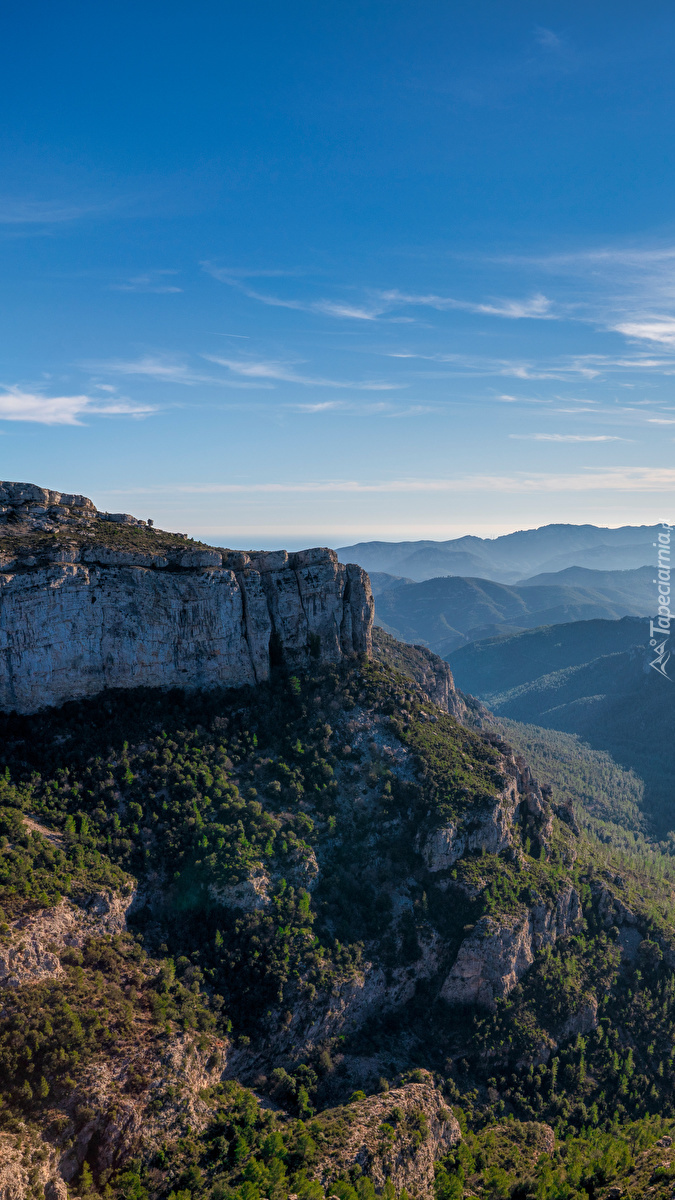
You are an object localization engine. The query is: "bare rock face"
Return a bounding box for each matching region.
[0,481,98,537]
[371,627,464,717]
[0,1028,233,1192]
[420,781,520,872]
[441,883,582,1009]
[56,1030,230,1182]
[0,890,134,988]
[0,484,373,713]
[420,754,553,872]
[316,1079,461,1196]
[284,933,441,1058]
[401,645,463,718]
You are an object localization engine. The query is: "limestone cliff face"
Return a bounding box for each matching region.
[440,883,582,1009]
[0,483,373,713]
[419,754,553,872]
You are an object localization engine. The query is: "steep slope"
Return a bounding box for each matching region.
[374,575,649,656]
[451,625,675,835]
[3,642,675,1198]
[448,615,645,696]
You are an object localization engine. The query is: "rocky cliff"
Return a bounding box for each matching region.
[440,882,582,1009]
[0,482,373,713]
[315,1078,461,1194]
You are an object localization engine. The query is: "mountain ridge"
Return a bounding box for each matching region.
[373,573,653,657]
[339,523,662,583]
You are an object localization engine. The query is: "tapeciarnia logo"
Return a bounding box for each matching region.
[649,521,673,680]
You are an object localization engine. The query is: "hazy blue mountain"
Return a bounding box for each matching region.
[339,522,661,582]
[450,616,675,835]
[517,564,654,608]
[374,573,653,656]
[448,615,646,696]
[368,571,415,596]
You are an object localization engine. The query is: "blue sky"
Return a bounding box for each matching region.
[2,1,675,547]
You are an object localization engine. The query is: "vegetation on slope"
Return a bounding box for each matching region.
[450,616,675,836]
[447,617,644,699]
[376,578,649,657]
[3,647,675,1197]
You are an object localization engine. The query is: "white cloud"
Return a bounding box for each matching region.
[379,289,553,319]
[205,264,555,324]
[204,269,384,320]
[497,394,551,404]
[111,271,182,294]
[535,27,564,49]
[508,433,628,442]
[92,355,272,388]
[288,400,432,416]
[204,355,402,390]
[614,319,675,348]
[0,199,97,224]
[0,387,155,425]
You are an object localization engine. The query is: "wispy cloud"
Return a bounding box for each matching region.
[0,199,99,225]
[386,351,602,382]
[508,433,629,442]
[90,355,272,388]
[494,243,675,355]
[204,263,555,324]
[497,394,551,404]
[613,319,675,348]
[203,265,384,320]
[288,400,433,416]
[126,467,675,495]
[378,289,554,319]
[535,27,564,50]
[110,271,182,294]
[204,355,402,390]
[0,386,155,425]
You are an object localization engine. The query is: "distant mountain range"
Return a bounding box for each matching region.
[449,615,675,835]
[372,567,655,655]
[339,522,661,583]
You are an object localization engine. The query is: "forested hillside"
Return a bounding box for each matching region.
[448,617,644,698]
[374,577,649,657]
[3,642,675,1197]
[450,619,675,837]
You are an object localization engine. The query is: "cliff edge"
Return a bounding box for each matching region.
[0,481,373,713]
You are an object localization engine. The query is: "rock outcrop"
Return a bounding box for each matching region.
[316,1079,461,1195]
[372,627,465,717]
[0,1027,231,1195]
[419,754,553,872]
[0,890,134,988]
[440,883,582,1009]
[0,483,373,713]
